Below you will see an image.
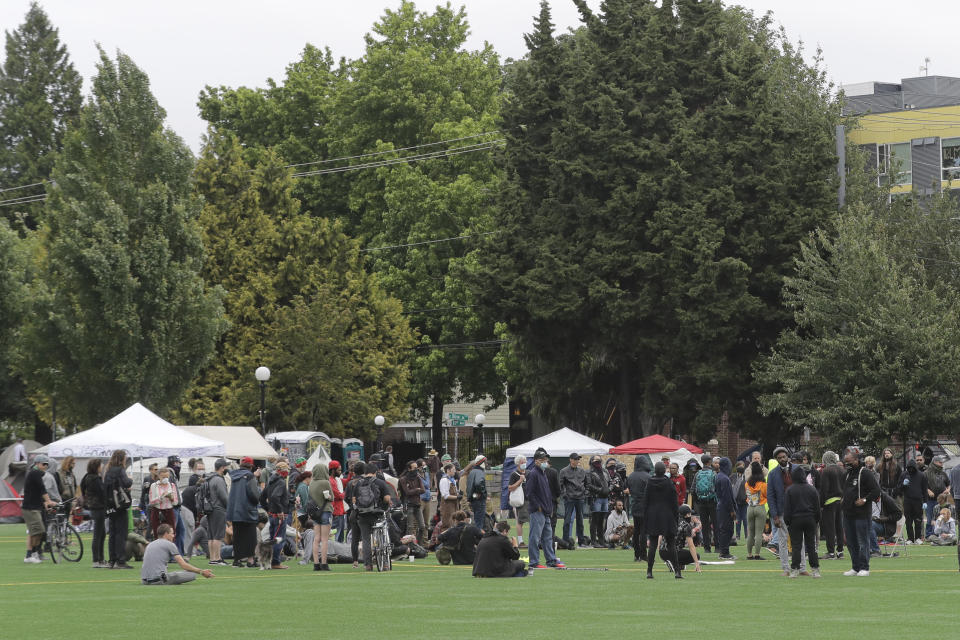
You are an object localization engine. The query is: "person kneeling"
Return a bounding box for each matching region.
[604,500,633,549]
[659,505,701,577]
[141,524,214,585]
[473,521,527,577]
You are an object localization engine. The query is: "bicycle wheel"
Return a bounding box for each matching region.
[60,524,84,562]
[377,528,392,572]
[45,522,61,564]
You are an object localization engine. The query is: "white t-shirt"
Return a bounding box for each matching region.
[12,442,26,462]
[439,475,455,499]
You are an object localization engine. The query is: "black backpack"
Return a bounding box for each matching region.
[355,477,380,513]
[195,479,213,515]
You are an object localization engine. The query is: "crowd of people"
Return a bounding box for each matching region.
[17,442,959,583]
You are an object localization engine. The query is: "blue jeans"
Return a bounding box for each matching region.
[843,515,871,572]
[925,501,937,537]
[332,514,347,543]
[735,503,747,538]
[470,499,487,529]
[563,498,585,542]
[269,515,285,566]
[528,509,557,567]
[591,498,609,513]
[871,521,884,551]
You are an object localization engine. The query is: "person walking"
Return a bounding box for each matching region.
[842,449,880,576]
[744,461,767,560]
[80,458,108,568]
[104,450,133,569]
[642,462,681,579]
[783,466,821,578]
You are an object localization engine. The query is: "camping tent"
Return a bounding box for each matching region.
[500,428,612,510]
[36,403,225,459]
[504,427,611,460]
[180,426,275,459]
[609,434,703,455]
[0,479,22,523]
[0,439,41,492]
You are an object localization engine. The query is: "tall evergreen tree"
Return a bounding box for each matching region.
[475,0,841,441]
[0,2,81,231]
[0,221,32,424]
[17,49,225,427]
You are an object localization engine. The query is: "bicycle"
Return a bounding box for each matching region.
[45,499,84,564]
[370,510,393,572]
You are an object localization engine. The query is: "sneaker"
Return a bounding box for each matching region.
[870,551,881,558]
[837,551,844,559]
[113,563,134,569]
[857,570,870,577]
[24,554,40,564]
[270,564,288,570]
[905,540,913,545]
[811,568,821,578]
[843,569,858,576]
[823,552,836,559]
[788,569,798,578]
[533,563,548,569]
[915,539,924,545]
[208,559,227,565]
[798,570,811,576]
[548,561,566,569]
[92,561,109,568]
[718,554,736,561]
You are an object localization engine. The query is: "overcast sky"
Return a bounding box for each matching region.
[1,1,957,153]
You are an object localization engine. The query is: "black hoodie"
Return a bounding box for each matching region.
[627,456,652,518]
[897,460,929,502]
[783,466,821,525]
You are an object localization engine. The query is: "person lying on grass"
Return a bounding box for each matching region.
[140,524,214,585]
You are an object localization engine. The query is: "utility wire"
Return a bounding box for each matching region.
[0,180,50,194]
[362,230,500,252]
[414,340,507,350]
[293,140,503,177]
[285,131,502,170]
[402,305,477,315]
[0,194,47,208]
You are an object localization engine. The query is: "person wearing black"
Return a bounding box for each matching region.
[80,458,108,568]
[473,520,527,577]
[660,505,701,576]
[545,458,562,546]
[104,449,134,569]
[264,460,292,569]
[783,466,821,578]
[842,449,881,577]
[438,510,482,566]
[714,457,736,560]
[693,454,718,554]
[641,462,681,579]
[167,455,182,481]
[353,462,392,571]
[400,460,426,543]
[226,456,261,568]
[627,455,652,561]
[21,455,57,564]
[896,459,929,544]
[585,455,610,547]
[819,451,845,559]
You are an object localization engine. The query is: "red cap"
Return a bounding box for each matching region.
[241,456,254,466]
[328,460,341,469]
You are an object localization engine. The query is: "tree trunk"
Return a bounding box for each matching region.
[432,395,444,452]
[34,416,52,445]
[618,367,633,443]
[639,412,660,437]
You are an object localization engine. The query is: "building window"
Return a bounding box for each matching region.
[879,142,912,186]
[943,138,960,181]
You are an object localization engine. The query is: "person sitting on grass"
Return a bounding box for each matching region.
[473,520,527,577]
[930,507,957,545]
[660,505,701,577]
[140,524,214,585]
[604,499,633,549]
[437,510,483,566]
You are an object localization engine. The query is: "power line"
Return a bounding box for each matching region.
[284,131,502,170]
[361,230,500,253]
[292,140,503,178]
[402,305,477,315]
[414,339,507,350]
[0,180,50,194]
[0,194,47,208]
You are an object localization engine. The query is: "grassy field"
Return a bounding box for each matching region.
[2,522,959,638]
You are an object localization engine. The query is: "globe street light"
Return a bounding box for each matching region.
[255,366,271,434]
[475,413,485,456]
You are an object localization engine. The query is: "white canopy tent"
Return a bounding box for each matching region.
[637,447,701,472]
[36,403,225,459]
[504,427,612,460]
[180,426,275,460]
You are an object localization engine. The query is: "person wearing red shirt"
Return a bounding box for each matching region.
[328,461,347,542]
[670,462,687,506]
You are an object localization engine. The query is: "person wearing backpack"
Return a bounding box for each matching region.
[466,455,488,530]
[693,454,718,554]
[204,458,229,565]
[353,463,392,571]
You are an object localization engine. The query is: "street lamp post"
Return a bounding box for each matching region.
[475,413,485,456]
[255,366,271,435]
[374,414,385,452]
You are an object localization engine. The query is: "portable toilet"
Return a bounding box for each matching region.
[342,438,364,467]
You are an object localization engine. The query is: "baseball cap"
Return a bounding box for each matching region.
[241,456,254,466]
[533,447,549,460]
[328,460,341,469]
[569,452,581,460]
[34,454,50,465]
[167,455,181,463]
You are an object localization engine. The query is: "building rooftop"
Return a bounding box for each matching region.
[843,75,960,115]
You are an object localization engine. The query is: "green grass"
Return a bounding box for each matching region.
[2,522,959,638]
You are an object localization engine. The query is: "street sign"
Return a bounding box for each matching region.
[448,412,468,426]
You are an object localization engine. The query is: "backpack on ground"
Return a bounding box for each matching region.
[355,477,380,513]
[695,469,717,502]
[195,479,213,515]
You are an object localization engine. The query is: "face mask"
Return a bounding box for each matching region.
[519,463,527,470]
[539,462,548,470]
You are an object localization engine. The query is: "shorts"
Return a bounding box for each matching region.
[314,511,332,526]
[23,508,44,536]
[513,503,529,524]
[207,508,226,540]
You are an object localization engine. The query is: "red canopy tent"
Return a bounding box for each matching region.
[610,434,703,455]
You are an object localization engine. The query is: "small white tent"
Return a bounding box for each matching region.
[504,427,611,460]
[180,426,275,459]
[36,403,225,459]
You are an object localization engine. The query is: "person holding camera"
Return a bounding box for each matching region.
[473,520,527,577]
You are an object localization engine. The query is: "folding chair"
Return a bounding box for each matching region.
[886,516,908,558]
